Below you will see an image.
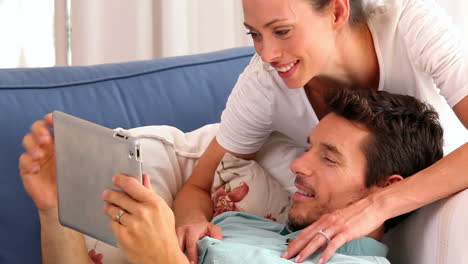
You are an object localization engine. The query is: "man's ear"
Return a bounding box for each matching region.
[383,174,404,187]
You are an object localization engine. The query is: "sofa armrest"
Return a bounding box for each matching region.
[383,188,468,263]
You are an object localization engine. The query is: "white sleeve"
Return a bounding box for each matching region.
[400,0,468,107]
[216,55,274,154]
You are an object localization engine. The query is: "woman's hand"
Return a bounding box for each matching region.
[88,249,103,264]
[19,113,58,213]
[175,221,223,264]
[283,193,385,264]
[102,173,189,264]
[171,138,231,264]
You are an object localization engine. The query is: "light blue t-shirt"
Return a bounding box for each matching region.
[198,212,390,264]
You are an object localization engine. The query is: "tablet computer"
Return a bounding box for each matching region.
[53,111,142,246]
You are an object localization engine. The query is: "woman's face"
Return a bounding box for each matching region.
[242,0,337,88]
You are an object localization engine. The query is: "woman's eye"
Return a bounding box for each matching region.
[246,31,259,39]
[275,29,290,36]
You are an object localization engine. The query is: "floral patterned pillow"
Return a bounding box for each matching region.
[211,153,292,223]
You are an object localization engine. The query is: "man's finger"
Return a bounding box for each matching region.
[44,113,54,127]
[113,174,153,203]
[102,188,140,215]
[109,218,128,245]
[19,153,39,173]
[109,218,121,234]
[31,121,53,146]
[142,173,153,190]
[103,203,130,227]
[22,134,37,151]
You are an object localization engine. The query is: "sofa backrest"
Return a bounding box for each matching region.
[0,47,255,263]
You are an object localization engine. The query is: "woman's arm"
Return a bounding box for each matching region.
[173,139,229,226]
[172,138,255,264]
[380,142,468,216]
[453,96,468,128]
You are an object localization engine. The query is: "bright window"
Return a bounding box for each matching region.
[0,0,55,68]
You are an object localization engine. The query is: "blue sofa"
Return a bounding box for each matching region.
[0,47,255,263]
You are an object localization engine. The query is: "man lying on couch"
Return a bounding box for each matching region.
[19,88,443,264]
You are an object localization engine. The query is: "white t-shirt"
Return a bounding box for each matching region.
[217,0,468,162]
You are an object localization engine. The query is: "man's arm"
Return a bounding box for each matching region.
[39,210,93,264]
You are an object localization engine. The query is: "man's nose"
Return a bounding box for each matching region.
[290,154,313,177]
[258,39,281,63]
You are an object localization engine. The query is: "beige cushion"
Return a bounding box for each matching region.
[211,153,292,223]
[383,189,468,263]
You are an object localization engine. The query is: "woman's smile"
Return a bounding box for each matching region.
[273,60,300,78]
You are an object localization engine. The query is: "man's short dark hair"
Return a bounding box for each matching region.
[325,88,444,230]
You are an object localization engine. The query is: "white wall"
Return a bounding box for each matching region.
[156,1,250,57]
[71,0,154,65]
[70,0,251,66]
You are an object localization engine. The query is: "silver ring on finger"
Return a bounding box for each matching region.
[317,229,331,243]
[114,209,127,225]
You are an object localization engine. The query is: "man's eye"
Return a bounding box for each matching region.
[323,157,337,165]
